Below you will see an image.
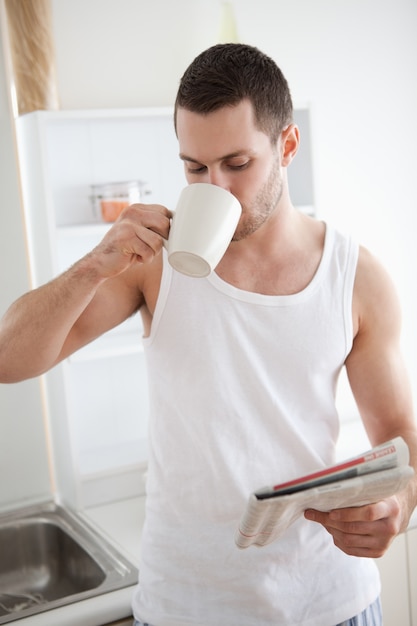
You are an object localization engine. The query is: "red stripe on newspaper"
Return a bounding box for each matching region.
[272,445,396,492]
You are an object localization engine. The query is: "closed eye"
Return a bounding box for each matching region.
[228,161,249,170]
[180,152,252,174]
[186,164,207,174]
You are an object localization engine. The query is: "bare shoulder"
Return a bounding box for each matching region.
[352,245,402,341]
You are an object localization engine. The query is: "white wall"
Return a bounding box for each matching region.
[0,10,51,509]
[51,0,417,411]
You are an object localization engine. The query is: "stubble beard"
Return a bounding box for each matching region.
[232,156,283,242]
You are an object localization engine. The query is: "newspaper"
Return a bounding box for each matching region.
[235,437,414,549]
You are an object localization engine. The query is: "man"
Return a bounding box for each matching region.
[0,44,416,626]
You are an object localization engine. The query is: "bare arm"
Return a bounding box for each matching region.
[305,246,417,557]
[0,203,171,383]
[345,248,417,528]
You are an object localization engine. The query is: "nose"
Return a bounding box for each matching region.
[206,169,230,192]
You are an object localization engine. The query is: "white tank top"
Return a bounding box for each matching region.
[133,225,380,626]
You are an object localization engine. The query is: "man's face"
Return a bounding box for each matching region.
[176,100,284,241]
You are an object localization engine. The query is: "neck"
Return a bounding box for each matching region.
[216,205,325,296]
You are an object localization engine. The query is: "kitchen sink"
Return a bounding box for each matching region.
[0,501,138,623]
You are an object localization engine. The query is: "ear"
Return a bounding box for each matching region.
[280,124,300,167]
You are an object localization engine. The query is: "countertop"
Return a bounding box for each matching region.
[85,496,146,566]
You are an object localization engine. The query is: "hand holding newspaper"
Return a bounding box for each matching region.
[235,437,414,549]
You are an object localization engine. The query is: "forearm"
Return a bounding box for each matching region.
[0,255,105,383]
[398,427,417,532]
[0,203,171,383]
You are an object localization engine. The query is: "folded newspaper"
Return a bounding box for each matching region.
[235,436,414,549]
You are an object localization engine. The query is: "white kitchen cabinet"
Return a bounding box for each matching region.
[15,107,186,509]
[15,106,314,510]
[377,533,411,626]
[407,527,417,626]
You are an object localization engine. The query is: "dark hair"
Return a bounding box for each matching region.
[174,43,293,142]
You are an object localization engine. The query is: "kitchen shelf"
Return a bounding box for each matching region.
[57,223,113,238]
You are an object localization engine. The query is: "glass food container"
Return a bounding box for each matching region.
[91,180,149,222]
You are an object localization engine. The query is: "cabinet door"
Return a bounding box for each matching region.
[408,528,417,626]
[376,533,410,626]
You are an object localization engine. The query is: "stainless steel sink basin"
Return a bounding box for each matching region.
[0,501,138,623]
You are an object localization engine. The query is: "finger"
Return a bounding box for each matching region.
[306,507,398,558]
[120,204,172,238]
[328,527,386,558]
[94,223,161,275]
[110,207,172,263]
[305,509,372,536]
[325,518,377,537]
[107,226,160,265]
[328,501,393,523]
[305,499,395,526]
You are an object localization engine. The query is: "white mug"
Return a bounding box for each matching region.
[164,183,242,278]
